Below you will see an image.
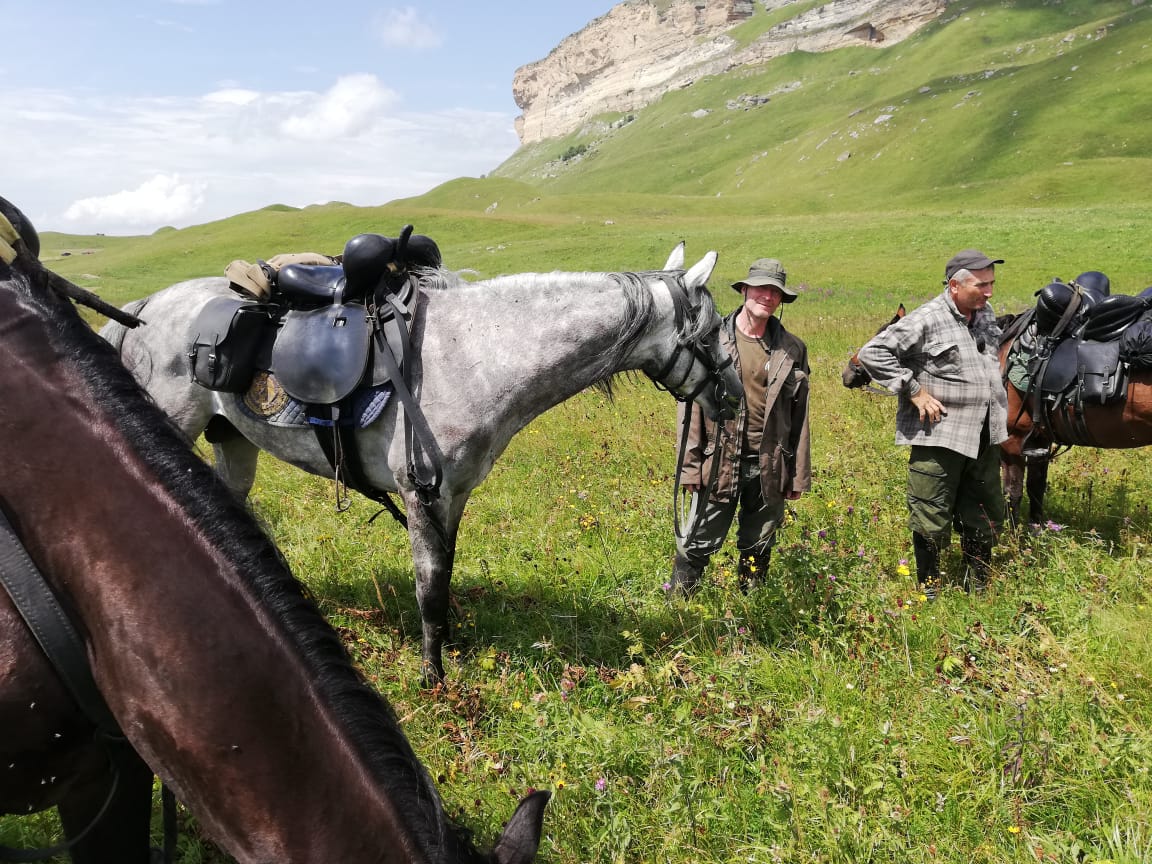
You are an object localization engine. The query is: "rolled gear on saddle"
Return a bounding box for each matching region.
[225,252,339,300]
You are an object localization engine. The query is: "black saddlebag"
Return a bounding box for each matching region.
[188,296,276,392]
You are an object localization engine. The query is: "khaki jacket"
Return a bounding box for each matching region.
[678,311,812,503]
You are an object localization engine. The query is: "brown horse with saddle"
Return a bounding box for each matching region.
[844,270,1152,528]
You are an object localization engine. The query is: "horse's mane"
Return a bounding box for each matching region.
[7,260,476,859]
[416,266,701,399]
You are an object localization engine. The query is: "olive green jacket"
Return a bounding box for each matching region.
[677,312,812,503]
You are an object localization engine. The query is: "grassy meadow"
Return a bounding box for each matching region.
[7,0,1152,860]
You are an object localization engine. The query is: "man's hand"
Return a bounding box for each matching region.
[911,388,947,424]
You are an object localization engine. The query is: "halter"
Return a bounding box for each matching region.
[647,272,735,405]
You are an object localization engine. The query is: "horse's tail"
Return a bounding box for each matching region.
[98,297,151,352]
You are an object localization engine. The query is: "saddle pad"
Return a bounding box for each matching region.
[238,371,392,429]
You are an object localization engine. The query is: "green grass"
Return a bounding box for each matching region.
[11,205,1152,862]
[7,0,1152,860]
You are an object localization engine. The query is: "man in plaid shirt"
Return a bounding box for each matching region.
[857,249,1008,598]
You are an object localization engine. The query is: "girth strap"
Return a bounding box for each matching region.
[312,411,409,528]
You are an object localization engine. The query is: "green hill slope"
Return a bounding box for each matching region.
[495,0,1152,211]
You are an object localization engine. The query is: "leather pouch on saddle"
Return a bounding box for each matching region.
[1077,339,1127,404]
[189,296,277,392]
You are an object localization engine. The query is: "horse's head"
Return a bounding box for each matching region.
[842,303,905,389]
[650,243,743,420]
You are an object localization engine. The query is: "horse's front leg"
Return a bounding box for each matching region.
[59,741,155,864]
[406,491,468,687]
[1001,452,1025,531]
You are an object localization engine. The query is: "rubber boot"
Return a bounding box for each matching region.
[912,532,941,601]
[738,549,771,593]
[960,535,992,595]
[670,553,705,596]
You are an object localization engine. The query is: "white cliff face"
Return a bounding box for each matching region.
[512,0,949,144]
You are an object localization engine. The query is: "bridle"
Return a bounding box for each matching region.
[648,272,737,408]
[844,352,896,397]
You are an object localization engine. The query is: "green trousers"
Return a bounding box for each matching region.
[906,443,1004,546]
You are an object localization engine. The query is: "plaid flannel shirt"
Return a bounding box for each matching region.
[857,288,1008,459]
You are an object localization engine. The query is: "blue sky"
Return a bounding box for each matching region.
[0,1,617,235]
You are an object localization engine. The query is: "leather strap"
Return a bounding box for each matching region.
[0,508,120,739]
[373,292,444,506]
[0,507,126,862]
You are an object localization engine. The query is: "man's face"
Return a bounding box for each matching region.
[950,266,995,316]
[743,283,784,319]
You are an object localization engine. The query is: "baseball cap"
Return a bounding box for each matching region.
[944,249,1004,281]
[731,258,798,302]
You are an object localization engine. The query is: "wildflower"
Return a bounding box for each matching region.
[1045,520,1065,531]
[1007,825,1021,835]
[662,582,672,592]
[896,561,911,578]
[512,700,523,710]
[595,777,607,792]
[817,529,827,539]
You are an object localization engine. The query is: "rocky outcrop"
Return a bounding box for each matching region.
[513,0,949,144]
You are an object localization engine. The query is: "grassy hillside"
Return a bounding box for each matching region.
[10,1,1152,862]
[495,0,1152,211]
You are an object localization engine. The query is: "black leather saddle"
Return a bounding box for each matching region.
[188,227,439,405]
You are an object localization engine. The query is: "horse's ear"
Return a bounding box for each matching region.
[493,790,550,864]
[897,304,906,317]
[684,251,718,289]
[663,241,686,271]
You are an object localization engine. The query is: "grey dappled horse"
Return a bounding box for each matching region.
[101,245,741,684]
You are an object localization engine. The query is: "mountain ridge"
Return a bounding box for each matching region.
[513,0,950,144]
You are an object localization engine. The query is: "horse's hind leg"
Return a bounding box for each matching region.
[1024,455,1049,526]
[59,743,155,864]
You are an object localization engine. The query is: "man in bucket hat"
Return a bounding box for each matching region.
[856,249,1008,599]
[671,258,811,594]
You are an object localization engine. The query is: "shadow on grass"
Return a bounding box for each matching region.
[311,550,851,678]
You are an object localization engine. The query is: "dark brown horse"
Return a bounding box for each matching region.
[842,305,1152,527]
[0,195,547,862]
[995,311,1152,525]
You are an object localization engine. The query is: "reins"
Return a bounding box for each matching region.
[656,278,735,553]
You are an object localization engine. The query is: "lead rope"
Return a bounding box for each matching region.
[672,402,726,556]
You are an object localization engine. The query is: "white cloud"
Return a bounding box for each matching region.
[0,75,518,235]
[373,7,443,50]
[63,175,206,229]
[279,74,398,141]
